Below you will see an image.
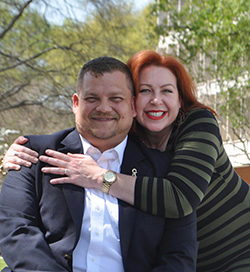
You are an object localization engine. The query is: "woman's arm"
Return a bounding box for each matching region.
[2,108,221,218]
[134,109,221,218]
[2,138,136,206]
[39,149,136,205]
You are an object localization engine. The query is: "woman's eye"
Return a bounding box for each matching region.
[139,89,150,93]
[162,89,172,93]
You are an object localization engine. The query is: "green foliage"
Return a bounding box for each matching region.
[155,0,249,138]
[0,0,157,135]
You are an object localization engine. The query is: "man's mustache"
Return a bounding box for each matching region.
[89,113,119,119]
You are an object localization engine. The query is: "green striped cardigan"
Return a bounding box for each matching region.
[135,108,250,272]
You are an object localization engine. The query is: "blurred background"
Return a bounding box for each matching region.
[0,0,249,187]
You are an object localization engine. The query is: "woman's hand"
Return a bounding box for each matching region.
[3,136,38,171]
[40,149,106,190]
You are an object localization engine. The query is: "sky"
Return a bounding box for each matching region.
[36,0,153,25]
[134,0,153,10]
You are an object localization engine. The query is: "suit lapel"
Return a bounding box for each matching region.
[57,129,85,243]
[118,136,146,262]
[56,131,153,259]
[119,135,171,263]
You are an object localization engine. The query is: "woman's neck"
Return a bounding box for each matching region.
[139,125,173,152]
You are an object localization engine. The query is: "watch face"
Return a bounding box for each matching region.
[104,171,116,183]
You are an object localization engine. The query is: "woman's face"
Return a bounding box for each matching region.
[135,65,181,132]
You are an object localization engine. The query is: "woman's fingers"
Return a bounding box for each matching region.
[41,166,67,176]
[39,151,104,189]
[42,167,79,186]
[14,147,38,164]
[50,177,70,184]
[12,136,39,159]
[45,149,70,161]
[3,147,36,170]
[3,162,21,171]
[39,155,67,168]
[39,149,72,168]
[67,153,85,159]
[14,136,28,145]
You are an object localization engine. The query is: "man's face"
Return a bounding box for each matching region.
[73,71,136,151]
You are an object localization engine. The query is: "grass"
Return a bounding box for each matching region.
[0,257,7,270]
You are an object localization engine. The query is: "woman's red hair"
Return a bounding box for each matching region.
[127,50,215,114]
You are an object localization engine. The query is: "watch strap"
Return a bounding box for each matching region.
[102,182,111,193]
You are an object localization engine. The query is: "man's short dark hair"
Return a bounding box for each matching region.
[77,57,135,95]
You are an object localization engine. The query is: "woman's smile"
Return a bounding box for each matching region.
[136,65,181,133]
[145,110,167,120]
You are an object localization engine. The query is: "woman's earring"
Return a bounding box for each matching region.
[175,108,184,125]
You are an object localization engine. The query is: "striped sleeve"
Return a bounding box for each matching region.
[135,108,222,218]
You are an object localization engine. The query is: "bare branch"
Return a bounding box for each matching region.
[0,40,86,73]
[0,82,30,101]
[0,100,43,113]
[0,0,33,40]
[231,126,250,162]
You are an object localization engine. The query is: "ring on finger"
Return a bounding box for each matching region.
[64,168,68,176]
[14,152,19,157]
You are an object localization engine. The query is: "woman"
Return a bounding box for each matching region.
[2,50,250,271]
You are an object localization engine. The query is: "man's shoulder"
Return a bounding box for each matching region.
[24,127,76,152]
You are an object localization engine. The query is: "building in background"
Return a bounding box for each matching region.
[156,0,250,181]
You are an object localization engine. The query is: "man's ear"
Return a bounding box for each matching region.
[131,97,137,118]
[72,93,79,114]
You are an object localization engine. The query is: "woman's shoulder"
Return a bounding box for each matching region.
[173,107,220,137]
[185,107,216,121]
[168,107,221,151]
[179,107,218,129]
[168,107,222,151]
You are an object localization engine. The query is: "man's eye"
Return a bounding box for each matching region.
[111,97,123,102]
[85,97,98,102]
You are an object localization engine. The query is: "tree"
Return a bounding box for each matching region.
[0,0,158,187]
[0,0,75,135]
[0,0,158,135]
[154,0,250,162]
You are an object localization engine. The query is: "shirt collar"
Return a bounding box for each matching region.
[79,134,128,165]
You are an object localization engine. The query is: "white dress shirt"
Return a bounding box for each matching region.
[73,135,127,272]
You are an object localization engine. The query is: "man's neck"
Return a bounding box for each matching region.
[79,134,128,153]
[80,134,128,153]
[79,134,128,169]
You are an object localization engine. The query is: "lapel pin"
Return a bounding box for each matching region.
[131,168,137,177]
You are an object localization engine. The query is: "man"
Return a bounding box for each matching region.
[0,57,197,271]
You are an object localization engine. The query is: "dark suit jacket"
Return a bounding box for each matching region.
[0,128,197,272]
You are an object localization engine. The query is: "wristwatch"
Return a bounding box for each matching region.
[102,170,117,193]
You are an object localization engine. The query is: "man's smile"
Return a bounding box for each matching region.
[90,114,118,122]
